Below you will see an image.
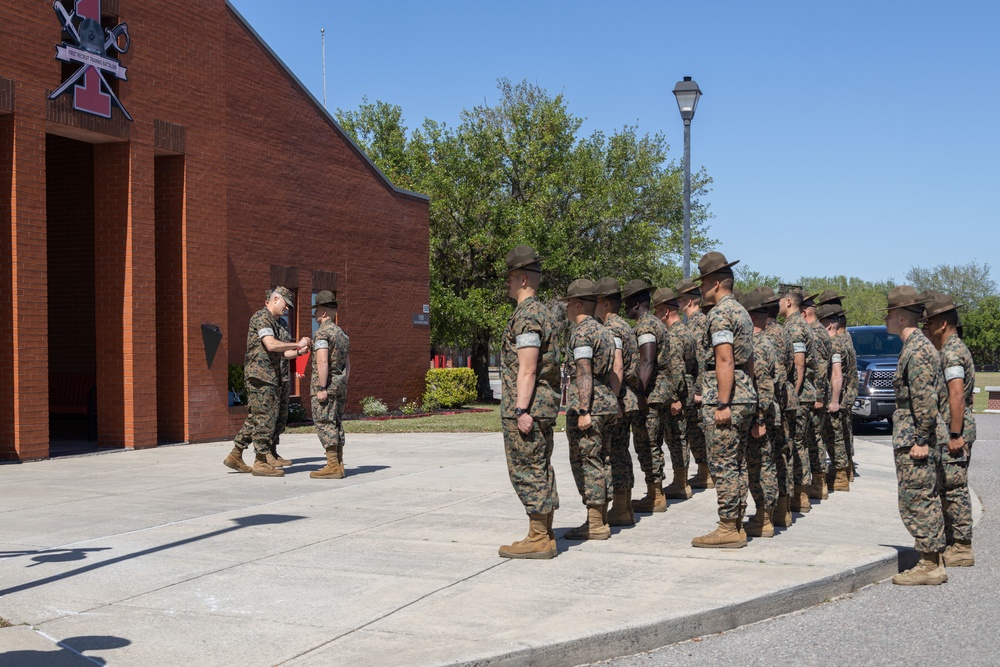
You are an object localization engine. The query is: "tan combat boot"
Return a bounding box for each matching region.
[310,449,345,479]
[892,552,948,585]
[251,453,285,477]
[338,443,345,470]
[545,512,558,556]
[790,485,811,513]
[689,463,715,489]
[663,467,693,499]
[833,468,850,492]
[692,518,747,549]
[773,495,792,527]
[563,506,611,540]
[607,491,635,526]
[223,447,252,473]
[943,541,975,567]
[632,483,667,513]
[745,508,775,538]
[265,451,288,469]
[807,476,828,500]
[269,443,292,467]
[499,513,556,559]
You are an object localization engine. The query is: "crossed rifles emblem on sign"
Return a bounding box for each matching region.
[49,1,132,121]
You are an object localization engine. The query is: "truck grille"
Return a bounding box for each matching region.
[869,370,895,389]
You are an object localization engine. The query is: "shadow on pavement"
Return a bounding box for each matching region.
[0,548,112,567]
[0,634,130,666]
[289,464,391,476]
[879,544,920,572]
[0,514,304,597]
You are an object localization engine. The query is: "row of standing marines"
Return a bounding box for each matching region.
[499,246,975,586]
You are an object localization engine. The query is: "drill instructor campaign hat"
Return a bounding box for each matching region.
[273,286,295,309]
[886,285,933,313]
[675,279,702,297]
[816,303,845,321]
[694,251,740,281]
[594,277,623,299]
[817,289,846,306]
[558,278,600,302]
[621,279,653,301]
[920,293,964,322]
[505,245,542,272]
[801,292,822,308]
[739,289,769,314]
[312,290,338,310]
[651,287,680,308]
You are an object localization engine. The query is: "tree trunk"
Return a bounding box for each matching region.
[471,329,494,401]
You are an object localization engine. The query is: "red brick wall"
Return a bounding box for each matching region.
[0,114,13,459]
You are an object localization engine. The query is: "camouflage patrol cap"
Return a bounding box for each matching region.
[621,279,652,301]
[272,286,295,308]
[886,285,932,313]
[817,289,845,306]
[738,290,769,314]
[816,303,844,321]
[312,289,338,309]
[920,293,964,322]
[505,245,542,272]
[594,277,622,299]
[651,287,679,307]
[675,279,702,297]
[695,251,739,281]
[558,278,599,302]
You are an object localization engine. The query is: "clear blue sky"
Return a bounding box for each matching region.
[230,0,1000,287]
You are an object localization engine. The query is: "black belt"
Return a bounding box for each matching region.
[704,363,747,371]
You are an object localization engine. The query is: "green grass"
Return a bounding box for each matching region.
[286,404,568,434]
[974,371,1000,413]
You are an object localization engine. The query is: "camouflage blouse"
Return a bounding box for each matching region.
[752,330,779,425]
[840,330,859,406]
[893,330,948,449]
[604,313,640,413]
[702,294,757,406]
[634,311,667,399]
[244,308,282,386]
[311,319,350,398]
[811,318,832,404]
[828,331,853,405]
[763,320,796,412]
[940,333,977,444]
[784,311,818,404]
[277,317,292,385]
[565,316,618,416]
[500,296,561,420]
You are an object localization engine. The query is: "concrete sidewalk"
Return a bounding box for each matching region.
[0,432,980,666]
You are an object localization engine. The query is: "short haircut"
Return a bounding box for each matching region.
[626,292,650,307]
[785,292,803,308]
[940,310,960,327]
[577,299,598,316]
[719,276,734,290]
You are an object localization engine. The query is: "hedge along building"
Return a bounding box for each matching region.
[0,0,430,461]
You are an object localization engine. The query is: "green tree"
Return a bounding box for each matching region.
[338,79,714,397]
[962,295,1000,367]
[799,275,897,326]
[905,261,997,310]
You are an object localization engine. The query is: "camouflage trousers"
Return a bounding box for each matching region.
[701,402,753,520]
[842,409,855,471]
[608,411,636,493]
[807,407,827,476]
[686,405,708,465]
[894,445,946,553]
[664,408,689,470]
[568,414,613,507]
[788,405,814,487]
[274,381,290,447]
[749,424,778,510]
[774,415,793,497]
[821,408,849,471]
[502,417,559,515]
[234,379,280,456]
[312,394,345,453]
[631,405,665,485]
[940,444,973,544]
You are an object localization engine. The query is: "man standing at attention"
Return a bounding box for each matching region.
[921,292,976,568]
[692,252,757,549]
[498,246,561,559]
[225,287,310,477]
[818,303,851,492]
[779,291,819,514]
[310,290,351,479]
[677,279,712,490]
[802,294,831,501]
[886,286,948,585]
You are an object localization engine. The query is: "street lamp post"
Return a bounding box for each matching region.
[672,76,702,280]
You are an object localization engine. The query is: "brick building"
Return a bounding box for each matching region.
[0,1,430,461]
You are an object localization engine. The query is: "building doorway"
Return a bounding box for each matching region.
[155,154,186,443]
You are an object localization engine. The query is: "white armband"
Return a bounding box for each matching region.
[944,365,965,381]
[793,342,807,354]
[831,353,842,364]
[637,333,657,346]
[573,346,594,360]
[613,336,623,350]
[516,333,541,349]
[258,328,275,338]
[711,331,734,346]
[313,340,329,350]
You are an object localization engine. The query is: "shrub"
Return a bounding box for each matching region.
[361,396,389,417]
[423,368,477,409]
[228,364,246,403]
[400,399,422,415]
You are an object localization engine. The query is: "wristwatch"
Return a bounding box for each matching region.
[514,407,529,417]
[950,431,963,439]
[717,401,731,409]
[579,409,590,416]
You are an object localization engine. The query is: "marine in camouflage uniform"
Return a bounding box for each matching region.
[839,317,859,478]
[595,278,641,526]
[227,286,305,477]
[498,246,562,559]
[804,295,832,498]
[817,304,851,491]
[780,292,820,513]
[760,287,796,526]
[624,280,669,513]
[678,279,712,488]
[271,314,293,466]
[741,291,779,536]
[310,290,350,479]
[922,293,975,567]
[653,288,698,500]
[886,286,948,586]
[562,280,619,540]
[692,252,757,549]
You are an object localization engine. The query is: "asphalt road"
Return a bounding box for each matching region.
[594,414,1000,667]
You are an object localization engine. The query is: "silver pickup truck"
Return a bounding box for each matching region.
[848,325,902,427]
